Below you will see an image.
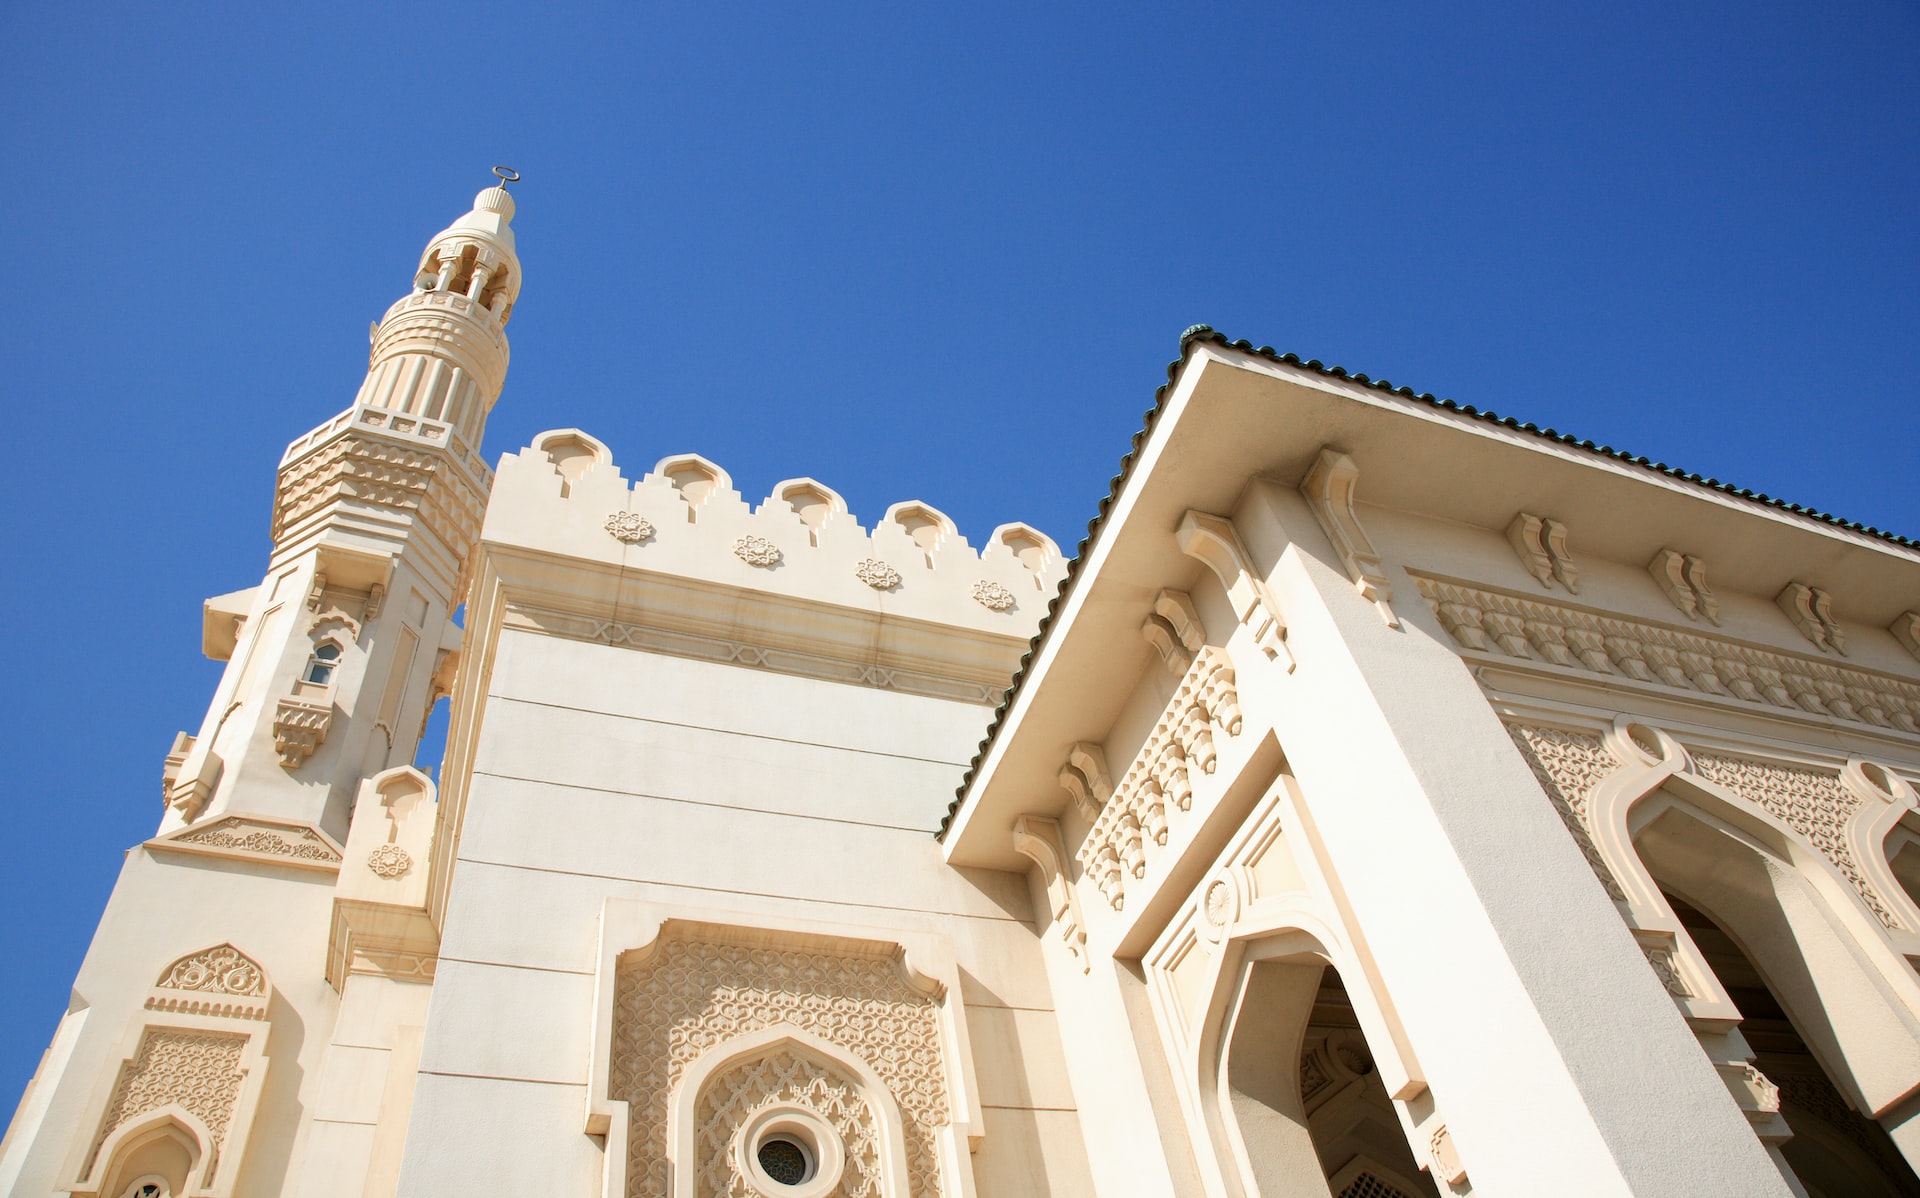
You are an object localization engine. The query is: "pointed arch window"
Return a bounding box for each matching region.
[303,641,342,686]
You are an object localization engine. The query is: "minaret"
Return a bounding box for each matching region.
[161,180,523,842]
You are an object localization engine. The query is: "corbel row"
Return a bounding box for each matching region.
[1503,512,1920,663]
[1073,645,1242,912]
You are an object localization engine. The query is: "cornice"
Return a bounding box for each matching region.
[482,541,1027,706]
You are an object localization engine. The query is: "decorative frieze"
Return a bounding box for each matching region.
[86,1029,248,1176]
[156,944,266,998]
[159,815,343,872]
[1634,932,1693,998]
[1416,576,1920,735]
[1506,725,1627,900]
[1507,719,1900,930]
[1077,647,1242,910]
[1690,750,1894,927]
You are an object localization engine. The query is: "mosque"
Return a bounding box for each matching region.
[5,181,1920,1197]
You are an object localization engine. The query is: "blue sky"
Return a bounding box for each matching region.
[1,2,1916,1109]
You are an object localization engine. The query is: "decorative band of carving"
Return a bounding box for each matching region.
[1418,576,1920,734]
[1077,647,1242,910]
[143,995,270,1022]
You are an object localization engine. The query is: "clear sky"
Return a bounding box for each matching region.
[1,1,1916,1111]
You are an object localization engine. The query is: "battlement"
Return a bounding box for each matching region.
[482,428,1066,647]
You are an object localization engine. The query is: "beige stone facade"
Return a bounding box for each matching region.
[6,186,1920,1197]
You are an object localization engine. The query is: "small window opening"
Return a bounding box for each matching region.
[757,1138,810,1185]
[304,642,342,686]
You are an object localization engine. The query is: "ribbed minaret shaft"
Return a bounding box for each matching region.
[353,185,521,452]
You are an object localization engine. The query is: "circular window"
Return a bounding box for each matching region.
[735,1105,845,1198]
[757,1137,812,1185]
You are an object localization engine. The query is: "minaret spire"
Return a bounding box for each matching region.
[159,179,524,836]
[354,171,523,451]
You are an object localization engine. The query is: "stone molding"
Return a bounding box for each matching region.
[147,815,343,874]
[1415,575,1920,735]
[275,407,489,541]
[1076,646,1243,911]
[501,603,1007,706]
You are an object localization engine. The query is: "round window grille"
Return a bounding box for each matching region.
[736,1105,844,1197]
[757,1137,811,1185]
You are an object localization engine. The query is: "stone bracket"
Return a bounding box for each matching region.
[1177,510,1293,670]
[1301,448,1397,626]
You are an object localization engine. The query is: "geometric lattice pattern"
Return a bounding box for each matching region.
[694,1050,881,1198]
[1506,724,1627,899]
[88,1029,247,1175]
[1690,750,1896,928]
[1507,724,1901,928]
[611,935,947,1197]
[1339,1173,1415,1198]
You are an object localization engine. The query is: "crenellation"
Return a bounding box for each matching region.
[487,430,1064,633]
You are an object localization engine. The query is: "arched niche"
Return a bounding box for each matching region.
[989,522,1061,586]
[652,453,733,521]
[1629,797,1920,1163]
[665,1024,912,1198]
[529,429,614,497]
[764,478,849,546]
[1576,723,1920,1180]
[1187,907,1439,1198]
[1665,893,1920,1197]
[71,1105,213,1198]
[882,501,957,567]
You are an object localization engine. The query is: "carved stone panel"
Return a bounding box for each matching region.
[610,936,947,1198]
[694,1050,881,1198]
[86,1029,248,1179]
